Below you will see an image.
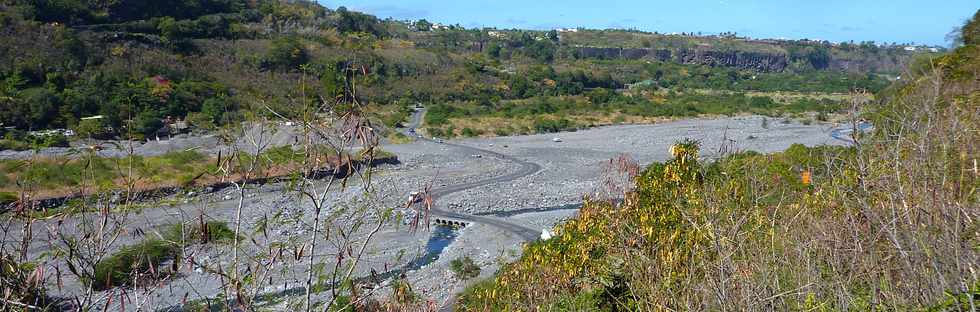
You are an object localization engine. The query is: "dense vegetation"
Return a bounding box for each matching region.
[423,92,842,137]
[0,0,926,148]
[0,0,380,138]
[460,12,979,310]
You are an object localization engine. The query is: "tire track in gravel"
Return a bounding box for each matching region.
[403,109,543,242]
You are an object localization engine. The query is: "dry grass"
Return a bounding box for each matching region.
[433,113,670,138]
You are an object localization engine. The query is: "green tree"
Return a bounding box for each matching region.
[266,37,308,70]
[201,97,228,125]
[486,42,502,58]
[321,65,342,98]
[415,19,432,31]
[508,76,532,98]
[334,6,387,37]
[586,88,613,104]
[547,30,559,42]
[73,117,107,139]
[526,40,556,63]
[40,133,69,147]
[961,10,980,45]
[31,0,96,24]
[21,87,62,129]
[157,16,179,41]
[461,127,481,137]
[133,109,163,138]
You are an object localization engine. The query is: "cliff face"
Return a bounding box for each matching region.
[574,47,789,72]
[674,49,788,72]
[574,46,911,73]
[828,55,906,74]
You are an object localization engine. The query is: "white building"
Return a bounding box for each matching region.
[430,23,450,31]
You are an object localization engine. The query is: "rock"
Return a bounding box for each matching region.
[573,46,789,72]
[541,229,553,240]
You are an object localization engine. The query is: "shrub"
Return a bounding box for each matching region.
[381,111,408,128]
[265,36,309,70]
[387,131,413,144]
[15,133,71,149]
[390,278,421,304]
[449,256,480,280]
[0,192,17,205]
[0,139,31,151]
[89,221,235,290]
[0,254,51,308]
[90,237,177,290]
[816,111,829,122]
[74,118,111,138]
[174,221,237,244]
[461,127,482,137]
[426,127,445,138]
[424,104,455,126]
[532,117,573,133]
[184,111,215,130]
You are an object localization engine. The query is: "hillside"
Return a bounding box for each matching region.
[558,29,937,73]
[0,0,934,150]
[459,11,979,311]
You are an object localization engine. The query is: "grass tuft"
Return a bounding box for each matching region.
[89,221,236,290]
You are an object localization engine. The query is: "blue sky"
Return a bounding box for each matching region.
[322,1,977,46]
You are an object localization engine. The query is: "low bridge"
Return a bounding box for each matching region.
[432,217,470,228]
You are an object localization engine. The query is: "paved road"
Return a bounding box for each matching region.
[402,109,542,241]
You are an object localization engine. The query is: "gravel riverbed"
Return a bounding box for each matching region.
[2,116,846,310]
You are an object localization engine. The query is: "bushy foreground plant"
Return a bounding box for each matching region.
[461,116,976,311]
[450,256,481,280]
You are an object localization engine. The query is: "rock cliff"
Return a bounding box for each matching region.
[574,46,789,72]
